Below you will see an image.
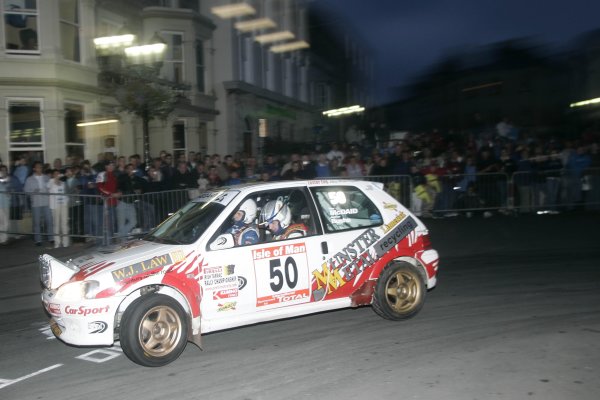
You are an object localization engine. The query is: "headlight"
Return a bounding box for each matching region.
[55,281,100,301]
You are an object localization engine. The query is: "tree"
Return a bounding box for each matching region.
[112,65,177,166]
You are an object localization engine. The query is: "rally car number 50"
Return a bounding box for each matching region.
[40,180,439,367]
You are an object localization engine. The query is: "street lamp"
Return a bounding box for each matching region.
[94,32,170,167]
[322,105,366,142]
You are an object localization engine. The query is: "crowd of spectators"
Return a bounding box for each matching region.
[1,122,599,246]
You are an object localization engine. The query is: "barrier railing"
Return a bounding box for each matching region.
[0,189,191,246]
[344,168,600,216]
[511,167,600,213]
[1,169,599,245]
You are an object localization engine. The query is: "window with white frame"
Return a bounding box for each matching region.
[59,0,80,62]
[162,32,184,84]
[4,0,39,54]
[64,103,84,159]
[8,99,44,163]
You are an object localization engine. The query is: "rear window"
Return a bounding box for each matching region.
[311,186,382,233]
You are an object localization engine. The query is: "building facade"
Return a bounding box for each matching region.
[206,0,314,156]
[0,0,374,166]
[0,0,217,166]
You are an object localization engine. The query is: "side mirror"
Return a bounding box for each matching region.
[209,233,235,250]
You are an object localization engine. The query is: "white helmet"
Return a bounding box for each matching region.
[260,199,291,230]
[238,198,257,224]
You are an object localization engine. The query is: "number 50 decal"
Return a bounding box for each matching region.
[269,257,298,291]
[253,244,310,308]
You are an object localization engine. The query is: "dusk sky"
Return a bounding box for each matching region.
[313,0,600,105]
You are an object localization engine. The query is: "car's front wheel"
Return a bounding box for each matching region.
[372,262,426,320]
[120,294,188,367]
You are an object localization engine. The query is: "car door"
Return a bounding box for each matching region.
[307,184,385,303]
[200,186,318,321]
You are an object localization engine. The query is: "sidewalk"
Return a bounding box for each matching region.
[0,237,98,270]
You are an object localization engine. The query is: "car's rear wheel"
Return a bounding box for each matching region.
[120,294,188,367]
[372,262,426,320]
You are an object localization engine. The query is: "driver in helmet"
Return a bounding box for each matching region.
[259,199,308,240]
[227,198,260,246]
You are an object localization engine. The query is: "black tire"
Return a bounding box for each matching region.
[120,294,188,367]
[372,262,426,320]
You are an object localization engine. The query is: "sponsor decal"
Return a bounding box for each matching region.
[310,218,416,300]
[64,305,109,316]
[252,243,306,260]
[380,212,407,234]
[204,265,238,287]
[202,265,243,297]
[329,208,358,216]
[383,202,398,210]
[111,253,175,282]
[213,288,238,300]
[223,265,235,275]
[253,243,310,308]
[375,216,417,257]
[238,276,247,290]
[257,289,309,307]
[332,217,351,224]
[217,301,236,312]
[311,228,381,300]
[47,303,61,315]
[88,321,108,334]
[195,191,237,205]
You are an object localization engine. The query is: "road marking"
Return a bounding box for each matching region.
[0,364,63,390]
[39,325,56,340]
[76,349,121,363]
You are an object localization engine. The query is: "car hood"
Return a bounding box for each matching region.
[38,239,189,290]
[69,239,185,279]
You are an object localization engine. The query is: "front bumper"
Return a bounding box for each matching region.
[41,290,123,346]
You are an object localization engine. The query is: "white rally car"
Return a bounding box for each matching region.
[40,179,439,367]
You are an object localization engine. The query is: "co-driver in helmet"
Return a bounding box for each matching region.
[259,199,308,240]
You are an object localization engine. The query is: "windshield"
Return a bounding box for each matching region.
[145,201,226,245]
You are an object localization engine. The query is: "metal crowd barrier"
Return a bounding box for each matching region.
[511,167,600,213]
[1,169,599,246]
[345,167,600,216]
[0,189,191,246]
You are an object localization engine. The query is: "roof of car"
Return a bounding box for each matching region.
[223,178,377,192]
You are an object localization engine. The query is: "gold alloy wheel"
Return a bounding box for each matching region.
[138,305,183,357]
[385,270,422,313]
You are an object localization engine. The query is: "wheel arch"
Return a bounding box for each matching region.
[369,256,428,285]
[352,257,428,307]
[114,284,202,349]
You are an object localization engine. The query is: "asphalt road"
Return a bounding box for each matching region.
[1,213,599,400]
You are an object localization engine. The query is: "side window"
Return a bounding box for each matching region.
[255,188,318,242]
[311,186,382,233]
[209,188,318,249]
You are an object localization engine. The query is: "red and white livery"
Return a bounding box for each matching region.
[40,179,439,366]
